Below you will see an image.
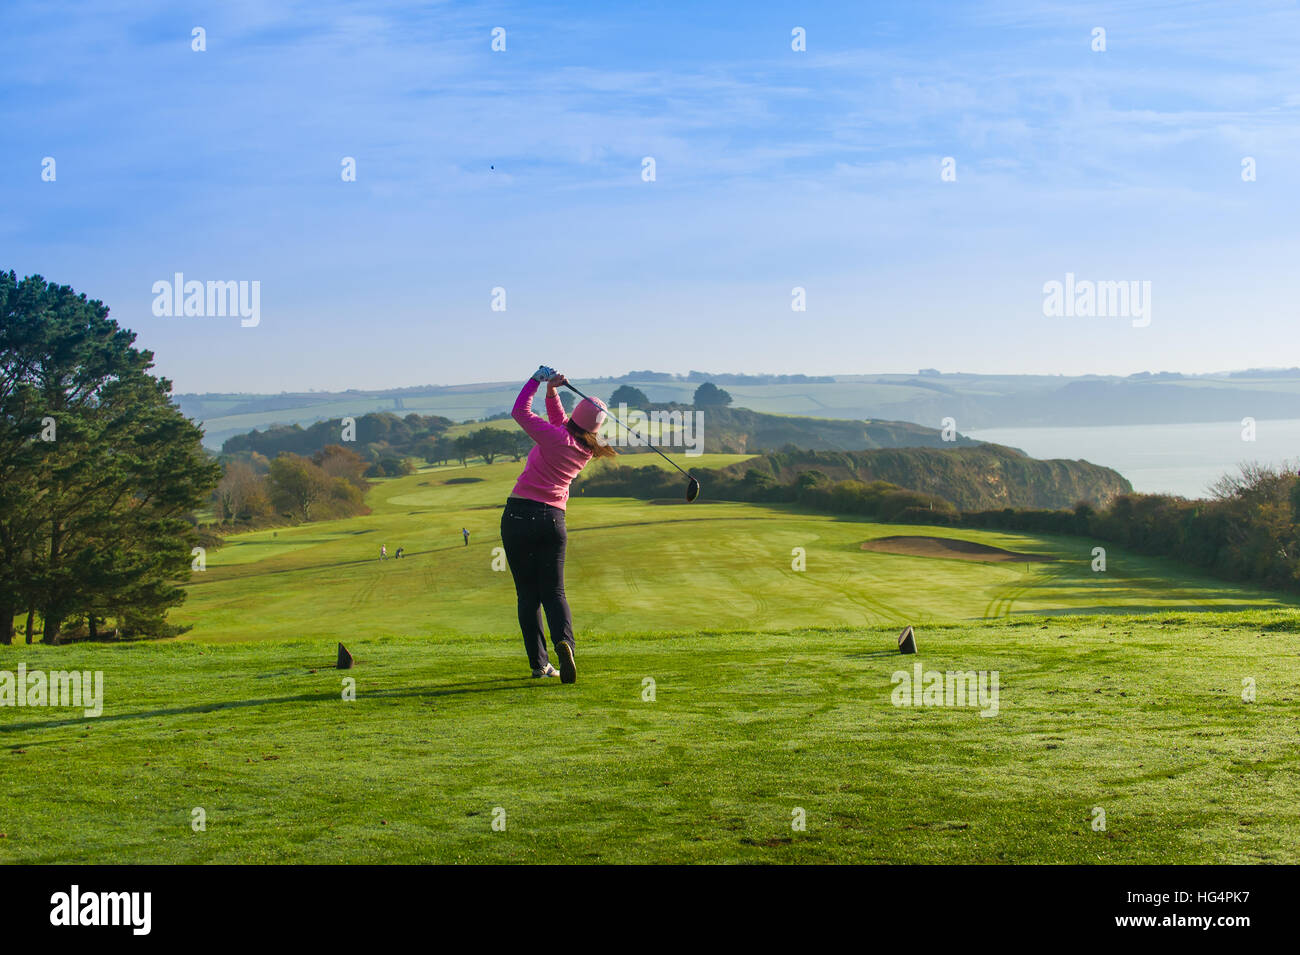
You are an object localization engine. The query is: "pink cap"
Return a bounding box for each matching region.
[570,396,607,432]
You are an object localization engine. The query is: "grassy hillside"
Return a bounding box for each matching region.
[177,370,1300,448]
[214,402,986,464]
[2,613,1297,863]
[171,457,1288,644]
[652,405,983,453]
[725,445,1134,509]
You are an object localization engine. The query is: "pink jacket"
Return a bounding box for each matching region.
[509,378,593,509]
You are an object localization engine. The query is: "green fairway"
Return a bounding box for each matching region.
[2,613,1297,863]
[173,457,1296,644]
[5,456,1298,864]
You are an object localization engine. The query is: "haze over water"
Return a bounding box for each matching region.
[966,420,1300,500]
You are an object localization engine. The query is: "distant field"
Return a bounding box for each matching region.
[179,372,1300,449]
[173,456,1296,644]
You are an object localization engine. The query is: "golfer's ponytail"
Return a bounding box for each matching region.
[565,420,617,459]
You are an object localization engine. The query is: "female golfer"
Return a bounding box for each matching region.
[502,366,615,683]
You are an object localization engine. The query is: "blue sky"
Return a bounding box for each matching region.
[2,0,1298,393]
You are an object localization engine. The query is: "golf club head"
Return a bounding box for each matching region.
[685,476,701,503]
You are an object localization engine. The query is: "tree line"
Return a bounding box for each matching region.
[223,413,532,475]
[578,445,1128,512]
[959,463,1300,591]
[212,445,370,526]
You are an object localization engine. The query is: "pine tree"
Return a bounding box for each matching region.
[0,272,220,643]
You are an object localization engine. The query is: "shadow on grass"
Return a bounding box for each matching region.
[0,676,540,736]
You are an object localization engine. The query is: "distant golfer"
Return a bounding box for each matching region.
[380,545,387,561]
[462,527,470,546]
[501,366,615,683]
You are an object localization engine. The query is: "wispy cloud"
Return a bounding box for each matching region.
[1,0,1297,390]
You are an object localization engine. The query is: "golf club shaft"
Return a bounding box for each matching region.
[563,382,694,479]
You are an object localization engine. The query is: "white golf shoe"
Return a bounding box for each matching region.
[532,664,561,678]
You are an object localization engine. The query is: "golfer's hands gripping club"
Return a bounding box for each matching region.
[547,372,568,390]
[531,365,558,382]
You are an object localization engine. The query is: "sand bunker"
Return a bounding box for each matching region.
[860,535,1051,563]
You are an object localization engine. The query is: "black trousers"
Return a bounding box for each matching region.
[500,497,574,670]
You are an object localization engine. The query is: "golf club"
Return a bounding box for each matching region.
[563,382,701,502]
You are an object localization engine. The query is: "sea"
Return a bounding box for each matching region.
[964,419,1300,500]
